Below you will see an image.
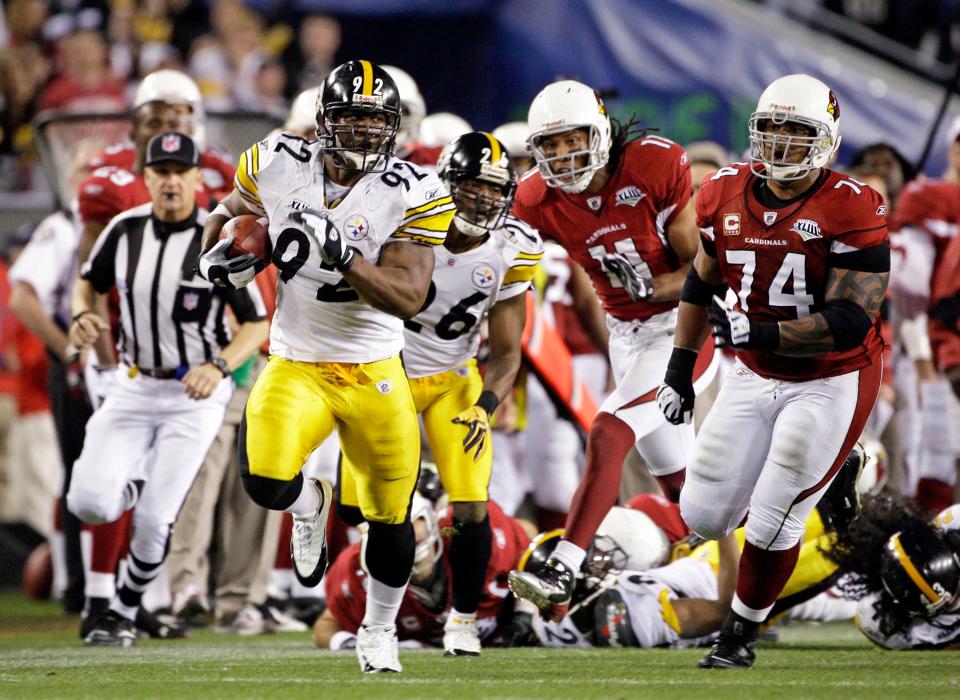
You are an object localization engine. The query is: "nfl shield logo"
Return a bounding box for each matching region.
[764,211,777,226]
[183,292,199,311]
[587,196,602,211]
[162,134,181,153]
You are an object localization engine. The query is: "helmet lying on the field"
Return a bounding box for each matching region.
[880,525,960,617]
[411,492,443,577]
[595,506,670,571]
[516,529,627,607]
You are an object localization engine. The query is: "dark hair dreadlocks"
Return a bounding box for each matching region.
[607,116,655,173]
[823,494,933,638]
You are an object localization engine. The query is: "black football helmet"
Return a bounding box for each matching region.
[880,524,960,617]
[516,529,627,608]
[317,60,401,173]
[437,131,517,237]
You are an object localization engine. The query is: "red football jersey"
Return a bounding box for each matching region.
[929,232,960,373]
[697,164,888,381]
[513,137,692,322]
[88,143,235,202]
[399,142,445,168]
[892,179,960,256]
[324,502,530,642]
[78,166,152,226]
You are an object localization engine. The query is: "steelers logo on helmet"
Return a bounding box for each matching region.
[438,131,517,238]
[344,214,370,241]
[317,60,402,173]
[748,74,841,182]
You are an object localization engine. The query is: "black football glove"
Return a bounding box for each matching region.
[289,209,358,272]
[708,295,779,350]
[602,252,653,302]
[198,237,263,289]
[657,347,697,425]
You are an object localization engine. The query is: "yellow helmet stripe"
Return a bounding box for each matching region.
[517,528,565,572]
[483,132,501,163]
[359,60,374,96]
[891,533,942,606]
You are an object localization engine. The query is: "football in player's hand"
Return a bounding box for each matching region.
[219,215,272,262]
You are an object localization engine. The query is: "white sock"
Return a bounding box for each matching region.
[85,571,116,600]
[553,540,586,572]
[285,479,321,517]
[362,576,407,628]
[731,593,774,623]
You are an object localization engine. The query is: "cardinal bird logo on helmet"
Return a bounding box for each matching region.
[826,91,839,121]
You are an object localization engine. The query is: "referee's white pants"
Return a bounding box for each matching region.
[67,371,231,563]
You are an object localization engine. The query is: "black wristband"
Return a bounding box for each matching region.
[750,321,780,350]
[475,390,500,416]
[71,310,96,324]
[664,347,698,384]
[680,267,727,307]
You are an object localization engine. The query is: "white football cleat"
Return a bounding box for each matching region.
[443,611,481,656]
[356,623,402,673]
[290,479,333,587]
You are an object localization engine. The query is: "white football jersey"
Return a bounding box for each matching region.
[234,132,455,362]
[401,216,543,378]
[856,593,960,649]
[535,557,717,649]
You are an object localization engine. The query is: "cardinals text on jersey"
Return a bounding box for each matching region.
[233,132,455,362]
[697,164,888,381]
[401,216,544,378]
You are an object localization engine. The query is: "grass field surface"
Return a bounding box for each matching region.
[1,592,957,699]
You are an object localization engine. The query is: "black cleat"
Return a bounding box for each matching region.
[699,615,758,669]
[818,442,867,533]
[508,558,575,621]
[83,609,137,647]
[135,608,190,639]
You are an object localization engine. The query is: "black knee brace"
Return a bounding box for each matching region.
[336,502,364,527]
[364,520,414,588]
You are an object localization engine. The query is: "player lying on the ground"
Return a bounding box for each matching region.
[312,496,531,650]
[825,496,960,649]
[525,446,866,648]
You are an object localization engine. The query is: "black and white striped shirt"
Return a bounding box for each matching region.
[82,203,267,371]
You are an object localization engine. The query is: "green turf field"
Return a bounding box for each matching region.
[1,592,956,699]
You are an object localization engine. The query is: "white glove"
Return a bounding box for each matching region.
[198,237,262,289]
[290,210,357,272]
[602,252,652,301]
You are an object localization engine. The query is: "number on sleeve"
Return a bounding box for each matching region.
[274,139,311,163]
[380,161,429,190]
[834,177,866,195]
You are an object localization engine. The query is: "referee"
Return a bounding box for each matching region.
[65,132,269,646]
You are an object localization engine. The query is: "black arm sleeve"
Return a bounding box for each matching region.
[826,242,890,273]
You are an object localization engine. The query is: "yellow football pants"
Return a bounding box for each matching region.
[340,360,491,507]
[243,355,419,524]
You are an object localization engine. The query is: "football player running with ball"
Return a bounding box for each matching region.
[339,131,542,656]
[198,60,455,674]
[657,74,888,668]
[508,80,717,620]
